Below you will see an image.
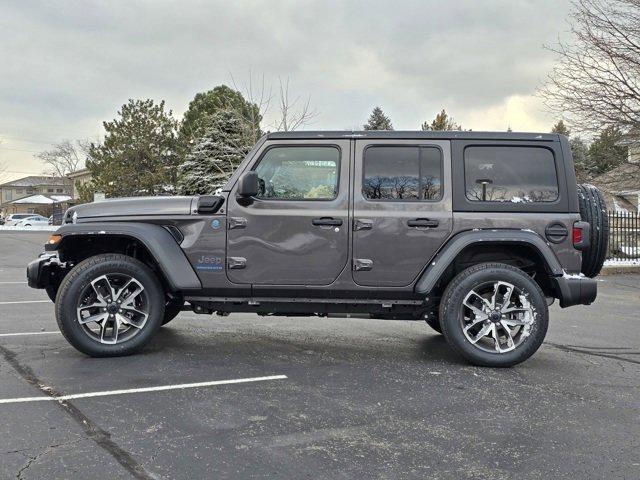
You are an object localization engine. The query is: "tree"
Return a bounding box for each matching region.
[87,99,179,198]
[551,120,571,137]
[36,139,89,180]
[179,85,261,147]
[541,0,640,138]
[587,126,628,174]
[569,136,590,181]
[272,77,319,132]
[422,109,462,131]
[178,110,253,195]
[363,107,393,130]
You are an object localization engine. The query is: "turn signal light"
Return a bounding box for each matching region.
[47,234,62,246]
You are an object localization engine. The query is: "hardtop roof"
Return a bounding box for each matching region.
[266,131,561,141]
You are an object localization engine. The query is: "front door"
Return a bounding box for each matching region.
[352,140,453,287]
[226,140,351,285]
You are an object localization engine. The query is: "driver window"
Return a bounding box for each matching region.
[254,146,339,200]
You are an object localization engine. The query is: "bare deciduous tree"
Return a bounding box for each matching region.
[231,73,318,133]
[37,139,89,179]
[541,0,640,137]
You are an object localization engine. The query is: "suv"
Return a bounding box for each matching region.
[5,214,35,226]
[27,131,608,367]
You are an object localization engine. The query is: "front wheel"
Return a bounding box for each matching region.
[439,263,548,367]
[55,254,165,357]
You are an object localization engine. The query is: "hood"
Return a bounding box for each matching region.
[67,196,195,221]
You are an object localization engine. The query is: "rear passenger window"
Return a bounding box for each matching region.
[363,146,443,200]
[464,146,558,203]
[255,146,339,200]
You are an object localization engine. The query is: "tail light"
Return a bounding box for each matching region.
[573,221,590,250]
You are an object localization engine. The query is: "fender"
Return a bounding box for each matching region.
[53,222,202,291]
[414,229,564,295]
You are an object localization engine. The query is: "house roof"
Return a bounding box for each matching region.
[0,176,68,188]
[591,163,640,194]
[5,194,72,205]
[67,168,90,179]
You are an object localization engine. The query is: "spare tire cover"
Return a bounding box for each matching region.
[577,184,609,277]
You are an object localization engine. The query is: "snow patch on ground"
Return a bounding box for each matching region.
[604,258,640,267]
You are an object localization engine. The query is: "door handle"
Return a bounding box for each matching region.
[407,218,439,228]
[312,217,343,226]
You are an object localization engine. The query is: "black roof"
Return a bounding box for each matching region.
[266,130,560,141]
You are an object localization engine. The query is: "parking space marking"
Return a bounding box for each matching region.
[0,281,28,284]
[0,374,288,405]
[0,300,50,305]
[0,331,60,337]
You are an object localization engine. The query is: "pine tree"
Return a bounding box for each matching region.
[178,110,253,195]
[179,85,262,147]
[587,126,627,175]
[551,120,571,137]
[87,99,179,198]
[422,109,462,131]
[363,107,393,130]
[569,136,590,181]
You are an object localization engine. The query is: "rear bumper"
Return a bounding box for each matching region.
[26,253,63,289]
[553,275,597,308]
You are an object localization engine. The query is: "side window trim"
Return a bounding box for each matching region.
[462,144,560,204]
[251,144,342,202]
[361,144,444,202]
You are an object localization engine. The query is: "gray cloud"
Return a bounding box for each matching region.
[0,0,571,179]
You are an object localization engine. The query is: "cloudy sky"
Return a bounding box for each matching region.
[0,0,572,182]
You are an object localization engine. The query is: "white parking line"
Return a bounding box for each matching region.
[0,300,50,305]
[0,375,288,405]
[0,331,60,337]
[0,282,28,284]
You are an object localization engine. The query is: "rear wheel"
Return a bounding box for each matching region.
[55,254,165,357]
[439,263,548,367]
[577,184,609,277]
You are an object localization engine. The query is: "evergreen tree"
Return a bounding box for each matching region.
[422,109,462,131]
[178,110,253,195]
[179,85,262,147]
[363,107,393,130]
[87,99,179,198]
[569,136,590,181]
[551,120,571,137]
[587,126,627,175]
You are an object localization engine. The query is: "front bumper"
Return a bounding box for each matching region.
[553,275,597,308]
[26,253,64,289]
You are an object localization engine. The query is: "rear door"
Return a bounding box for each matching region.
[225,139,351,285]
[352,139,453,287]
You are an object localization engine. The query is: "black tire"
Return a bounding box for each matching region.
[439,263,549,367]
[55,253,165,357]
[162,301,183,325]
[577,184,609,278]
[425,315,442,334]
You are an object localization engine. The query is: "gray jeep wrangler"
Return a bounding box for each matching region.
[27,131,608,367]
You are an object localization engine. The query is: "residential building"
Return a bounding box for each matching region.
[67,168,92,200]
[0,176,72,217]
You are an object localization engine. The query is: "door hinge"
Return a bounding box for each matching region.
[228,217,247,230]
[353,258,373,271]
[228,257,247,269]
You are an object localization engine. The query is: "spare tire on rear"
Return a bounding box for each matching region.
[577,184,609,277]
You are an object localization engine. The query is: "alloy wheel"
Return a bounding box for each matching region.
[460,281,536,354]
[76,274,150,344]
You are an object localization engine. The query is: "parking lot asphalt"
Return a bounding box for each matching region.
[0,231,638,479]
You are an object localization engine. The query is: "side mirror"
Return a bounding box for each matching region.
[237,171,259,197]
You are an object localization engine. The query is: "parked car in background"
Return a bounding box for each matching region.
[4,214,34,226]
[14,215,50,227]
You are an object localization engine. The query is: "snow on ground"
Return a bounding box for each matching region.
[604,258,640,267]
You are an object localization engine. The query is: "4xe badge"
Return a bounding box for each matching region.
[211,219,221,230]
